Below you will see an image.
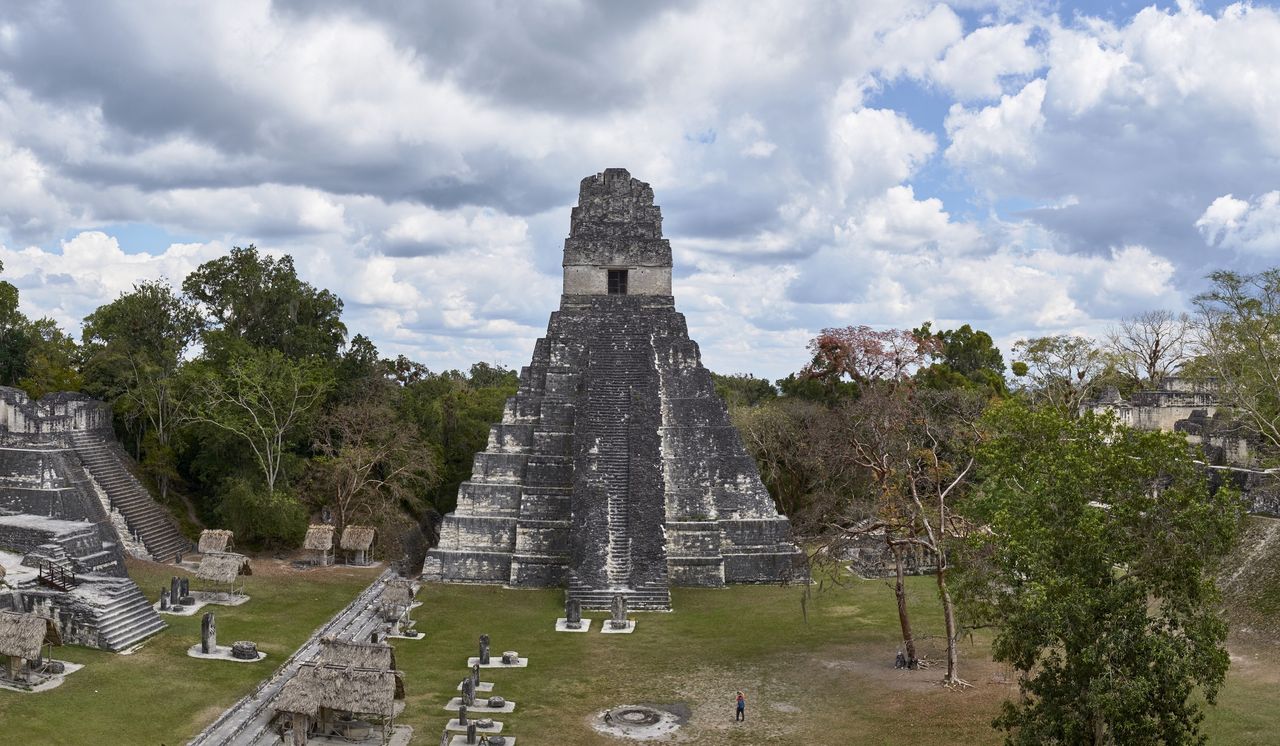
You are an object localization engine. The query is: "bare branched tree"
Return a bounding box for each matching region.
[1106,310,1192,388]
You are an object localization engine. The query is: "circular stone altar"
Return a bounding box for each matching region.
[592,704,686,741]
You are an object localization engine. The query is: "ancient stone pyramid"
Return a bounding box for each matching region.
[423,168,802,609]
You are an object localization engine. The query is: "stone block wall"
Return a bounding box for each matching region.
[0,387,113,437]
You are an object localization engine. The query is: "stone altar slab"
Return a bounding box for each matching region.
[466,657,528,668]
[443,697,515,714]
[600,620,636,634]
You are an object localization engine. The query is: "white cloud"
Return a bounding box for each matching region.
[932,23,1043,100]
[0,1,1273,380]
[872,4,964,81]
[1197,192,1280,254]
[830,108,936,203]
[945,78,1046,179]
[0,232,226,330]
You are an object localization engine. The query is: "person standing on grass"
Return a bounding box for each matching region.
[735,691,746,722]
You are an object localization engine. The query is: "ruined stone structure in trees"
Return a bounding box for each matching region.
[424,169,803,609]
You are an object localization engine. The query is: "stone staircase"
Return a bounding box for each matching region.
[567,581,672,611]
[590,345,643,588]
[68,431,190,563]
[566,325,671,611]
[89,577,168,651]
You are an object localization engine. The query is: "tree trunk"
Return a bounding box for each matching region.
[936,561,959,683]
[892,543,917,666]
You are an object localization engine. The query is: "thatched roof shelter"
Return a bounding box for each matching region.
[274,662,400,719]
[317,636,396,671]
[378,580,415,618]
[340,525,375,552]
[0,611,60,660]
[196,551,252,584]
[197,529,234,554]
[303,525,335,551]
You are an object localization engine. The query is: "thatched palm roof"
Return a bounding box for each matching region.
[197,529,234,554]
[0,611,60,659]
[303,524,335,551]
[317,636,396,671]
[378,579,415,617]
[340,525,375,551]
[274,663,399,718]
[196,551,252,584]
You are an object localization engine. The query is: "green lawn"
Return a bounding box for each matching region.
[2,559,1276,745]
[396,575,1280,745]
[0,559,381,745]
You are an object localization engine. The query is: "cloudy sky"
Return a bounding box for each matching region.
[1,0,1278,379]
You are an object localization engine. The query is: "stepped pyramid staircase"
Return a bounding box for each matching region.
[567,325,671,611]
[88,577,168,651]
[68,431,191,563]
[25,540,167,650]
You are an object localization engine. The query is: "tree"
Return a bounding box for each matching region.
[0,259,27,385]
[1193,270,1280,456]
[181,244,346,361]
[16,318,82,398]
[712,372,778,408]
[400,365,518,514]
[960,403,1239,744]
[803,325,940,392]
[1106,310,1192,389]
[0,260,81,395]
[189,349,332,495]
[915,322,1008,394]
[82,281,200,501]
[1011,334,1105,415]
[818,386,979,682]
[307,396,438,533]
[730,398,830,523]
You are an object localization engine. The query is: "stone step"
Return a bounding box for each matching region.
[91,581,168,650]
[70,433,190,564]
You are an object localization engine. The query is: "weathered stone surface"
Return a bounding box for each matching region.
[425,170,804,609]
[231,640,258,660]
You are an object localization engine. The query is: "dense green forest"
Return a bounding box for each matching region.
[2,248,518,564]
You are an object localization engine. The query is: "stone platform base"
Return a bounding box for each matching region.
[555,618,592,632]
[186,644,267,662]
[448,737,514,746]
[0,661,84,693]
[456,681,494,693]
[600,620,636,634]
[444,697,515,713]
[446,719,503,734]
[156,591,250,616]
[467,657,528,668]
